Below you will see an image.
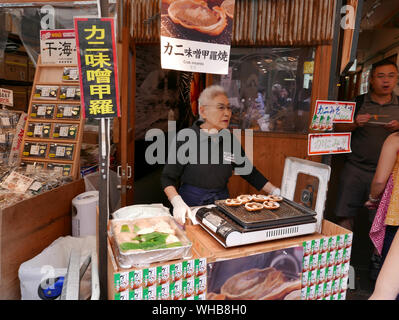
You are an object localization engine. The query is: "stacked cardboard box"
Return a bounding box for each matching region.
[4,53,28,82]
[108,241,207,300]
[28,60,35,82]
[301,233,353,300]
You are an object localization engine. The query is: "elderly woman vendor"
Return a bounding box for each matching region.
[161,85,280,225]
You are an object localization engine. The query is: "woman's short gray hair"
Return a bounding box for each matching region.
[198,85,227,107]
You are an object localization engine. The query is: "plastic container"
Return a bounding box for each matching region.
[72,191,99,237]
[109,216,192,268]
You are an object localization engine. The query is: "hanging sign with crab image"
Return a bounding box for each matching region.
[160,0,235,74]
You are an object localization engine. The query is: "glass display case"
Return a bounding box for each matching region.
[212,47,316,134]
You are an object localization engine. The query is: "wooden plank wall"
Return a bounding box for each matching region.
[227,133,314,196]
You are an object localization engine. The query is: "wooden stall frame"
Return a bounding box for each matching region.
[19,55,84,179]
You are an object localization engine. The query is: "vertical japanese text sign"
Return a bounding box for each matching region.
[74,18,120,119]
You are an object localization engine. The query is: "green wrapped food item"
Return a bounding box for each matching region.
[120,224,130,233]
[119,231,182,252]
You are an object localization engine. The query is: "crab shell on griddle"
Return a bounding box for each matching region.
[168,0,228,36]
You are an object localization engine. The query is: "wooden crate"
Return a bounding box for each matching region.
[0,179,85,300]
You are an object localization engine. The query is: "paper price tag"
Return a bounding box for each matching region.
[1,117,10,126]
[33,125,43,136]
[63,107,73,117]
[308,133,352,155]
[26,164,36,174]
[29,181,43,191]
[66,87,75,98]
[37,106,46,116]
[311,101,356,131]
[56,146,66,157]
[59,126,69,137]
[30,145,40,155]
[0,134,6,144]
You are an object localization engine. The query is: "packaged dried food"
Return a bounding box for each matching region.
[0,171,34,193]
[59,86,80,100]
[0,110,20,129]
[109,216,192,268]
[30,104,55,119]
[26,122,51,138]
[34,86,58,99]
[62,67,79,81]
[47,163,72,176]
[19,161,46,174]
[52,123,78,139]
[22,142,47,158]
[56,105,80,119]
[48,143,74,160]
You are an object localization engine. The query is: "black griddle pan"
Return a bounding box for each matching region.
[215,197,317,230]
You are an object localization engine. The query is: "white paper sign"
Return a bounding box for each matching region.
[308,133,352,156]
[312,100,356,128]
[1,171,34,193]
[160,0,235,75]
[0,88,13,107]
[40,29,77,65]
[160,37,230,74]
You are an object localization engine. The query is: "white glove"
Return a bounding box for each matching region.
[170,195,192,225]
[271,187,281,196]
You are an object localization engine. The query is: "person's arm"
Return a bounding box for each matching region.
[370,133,399,199]
[163,185,194,226]
[164,185,179,201]
[334,113,371,132]
[369,229,399,299]
[365,133,399,209]
[261,181,280,195]
[384,120,399,132]
[161,140,194,225]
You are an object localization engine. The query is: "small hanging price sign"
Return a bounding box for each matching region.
[310,100,356,131]
[308,133,352,156]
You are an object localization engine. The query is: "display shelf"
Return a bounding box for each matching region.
[33,82,79,85]
[31,100,81,104]
[26,118,81,124]
[19,55,84,179]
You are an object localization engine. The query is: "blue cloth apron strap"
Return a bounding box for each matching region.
[178,183,229,207]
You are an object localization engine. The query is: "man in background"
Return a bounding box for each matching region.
[334,59,399,279]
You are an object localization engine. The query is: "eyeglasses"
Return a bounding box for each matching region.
[204,104,232,112]
[375,73,398,80]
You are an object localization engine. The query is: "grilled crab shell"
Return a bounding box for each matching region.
[168,0,227,36]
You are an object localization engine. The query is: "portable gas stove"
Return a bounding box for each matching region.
[195,157,331,247]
